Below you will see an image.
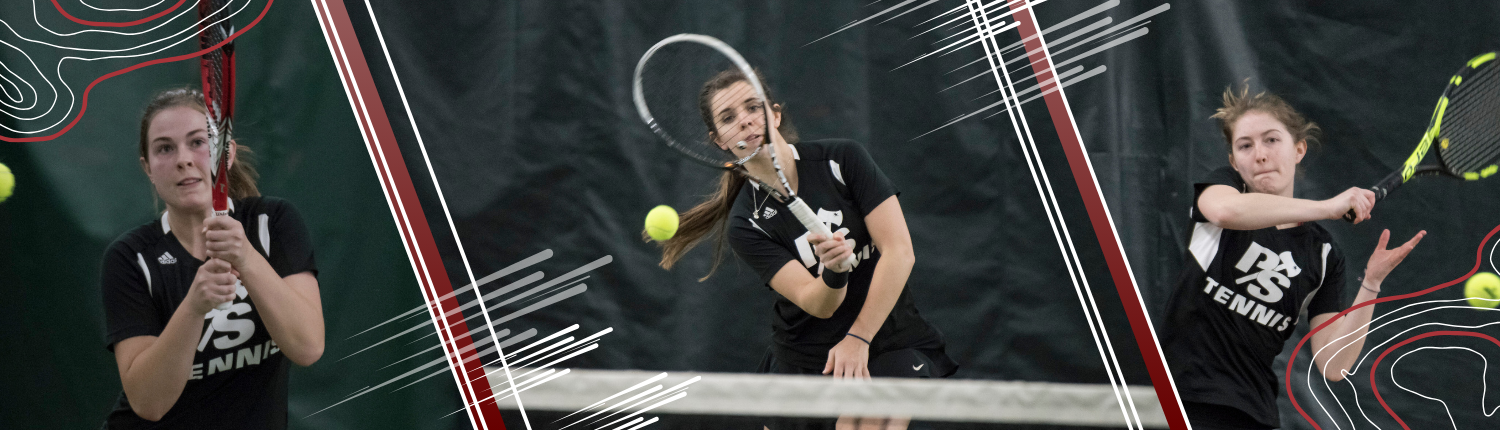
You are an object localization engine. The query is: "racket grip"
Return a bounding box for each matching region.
[787,198,858,271]
[1342,171,1406,223]
[216,301,232,311]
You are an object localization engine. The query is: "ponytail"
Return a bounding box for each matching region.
[652,172,746,280]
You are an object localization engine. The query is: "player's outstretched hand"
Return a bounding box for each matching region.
[1364,229,1426,289]
[810,229,856,273]
[204,215,249,268]
[823,335,871,380]
[1329,187,1377,224]
[189,258,239,315]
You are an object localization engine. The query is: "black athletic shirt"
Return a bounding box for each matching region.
[1161,167,1346,428]
[727,139,948,371]
[100,197,317,429]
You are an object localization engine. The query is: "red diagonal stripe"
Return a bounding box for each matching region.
[312,1,505,428]
[1006,3,1188,429]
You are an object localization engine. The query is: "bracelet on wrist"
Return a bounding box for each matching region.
[845,332,871,345]
[821,269,849,289]
[1358,276,1380,294]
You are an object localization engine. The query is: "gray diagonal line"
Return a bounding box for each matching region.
[911,65,1098,141]
[506,325,582,360]
[971,65,1085,101]
[346,249,552,340]
[943,0,1118,74]
[553,373,670,424]
[305,355,449,417]
[804,0,926,46]
[338,319,433,362]
[493,284,590,327]
[980,65,1107,120]
[876,0,940,25]
[382,328,537,371]
[483,256,612,304]
[447,277,589,342]
[913,1,968,27]
[393,329,546,398]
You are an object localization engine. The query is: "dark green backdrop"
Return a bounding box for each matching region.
[0,2,469,429]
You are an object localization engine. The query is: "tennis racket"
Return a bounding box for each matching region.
[201,0,237,310]
[633,34,856,271]
[1345,51,1500,221]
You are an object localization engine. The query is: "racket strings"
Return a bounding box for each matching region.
[198,0,235,180]
[640,46,734,167]
[635,39,775,175]
[1438,62,1500,173]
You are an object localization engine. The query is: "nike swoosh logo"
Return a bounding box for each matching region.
[912,364,925,371]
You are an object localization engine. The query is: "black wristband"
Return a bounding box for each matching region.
[846,332,871,345]
[820,269,849,289]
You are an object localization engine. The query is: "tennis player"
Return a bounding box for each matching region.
[99,88,324,429]
[1161,84,1425,429]
[654,70,956,429]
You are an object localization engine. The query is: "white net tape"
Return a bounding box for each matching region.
[488,368,1169,427]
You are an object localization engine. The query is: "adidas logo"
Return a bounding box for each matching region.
[762,207,777,219]
[158,252,178,265]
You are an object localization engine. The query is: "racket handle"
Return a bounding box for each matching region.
[1342,171,1406,223]
[787,198,859,271]
[209,207,234,310]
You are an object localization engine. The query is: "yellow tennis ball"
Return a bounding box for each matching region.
[1466,272,1500,308]
[0,162,13,204]
[645,205,679,242]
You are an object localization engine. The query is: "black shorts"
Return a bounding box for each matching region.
[756,347,958,430]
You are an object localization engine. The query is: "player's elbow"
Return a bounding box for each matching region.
[1313,356,1352,382]
[1319,363,1351,382]
[129,399,170,422]
[807,306,837,319]
[1198,200,1239,227]
[882,247,915,270]
[801,286,846,319]
[286,343,324,367]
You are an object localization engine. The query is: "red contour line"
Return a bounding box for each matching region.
[1369,330,1500,430]
[1287,223,1500,429]
[50,0,188,28]
[3,0,272,143]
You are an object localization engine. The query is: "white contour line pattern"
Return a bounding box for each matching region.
[1392,346,1500,428]
[78,0,169,13]
[1301,236,1500,428]
[0,0,250,133]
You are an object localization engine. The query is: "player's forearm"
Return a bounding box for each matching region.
[796,276,848,319]
[122,305,204,420]
[1201,191,1332,230]
[1318,282,1380,381]
[848,248,914,339]
[237,253,324,366]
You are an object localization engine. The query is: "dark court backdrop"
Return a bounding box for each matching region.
[1051,0,1500,428]
[344,2,1158,428]
[0,1,469,429]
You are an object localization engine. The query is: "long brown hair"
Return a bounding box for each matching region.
[652,69,797,280]
[139,87,260,207]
